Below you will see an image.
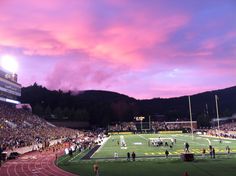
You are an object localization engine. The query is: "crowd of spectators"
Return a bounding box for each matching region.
[207,122,236,139]
[72,131,105,152]
[151,121,167,131]
[108,122,137,132]
[0,101,79,151]
[218,122,236,131]
[108,121,191,132]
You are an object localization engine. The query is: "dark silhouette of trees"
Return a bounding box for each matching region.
[20,84,236,127]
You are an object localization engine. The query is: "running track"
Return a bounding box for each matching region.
[0,150,78,176]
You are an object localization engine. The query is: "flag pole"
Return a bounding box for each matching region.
[188,96,194,140]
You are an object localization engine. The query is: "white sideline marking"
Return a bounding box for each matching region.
[90,136,110,158]
[68,151,83,162]
[57,155,71,164]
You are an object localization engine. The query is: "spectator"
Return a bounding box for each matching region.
[0,101,83,150]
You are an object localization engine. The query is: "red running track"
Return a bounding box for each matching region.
[0,150,78,176]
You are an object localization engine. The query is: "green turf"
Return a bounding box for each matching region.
[59,156,236,176]
[58,134,236,176]
[92,134,236,158]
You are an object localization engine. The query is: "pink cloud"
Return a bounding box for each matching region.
[0,0,235,99]
[91,14,189,66]
[201,40,218,50]
[45,56,125,91]
[0,0,189,67]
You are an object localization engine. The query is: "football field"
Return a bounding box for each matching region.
[92,133,236,158]
[58,133,236,176]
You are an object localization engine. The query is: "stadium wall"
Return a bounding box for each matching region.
[4,138,65,156]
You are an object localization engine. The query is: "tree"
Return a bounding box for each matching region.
[33,104,44,116]
[196,113,211,127]
[73,109,90,121]
[53,107,63,119]
[45,106,52,115]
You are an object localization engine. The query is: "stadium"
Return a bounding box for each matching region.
[0,57,236,176]
[1,1,236,176]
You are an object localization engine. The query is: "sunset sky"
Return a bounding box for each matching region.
[0,0,235,99]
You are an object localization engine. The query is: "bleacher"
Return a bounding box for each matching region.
[0,101,79,150]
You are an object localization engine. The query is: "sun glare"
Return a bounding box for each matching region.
[0,55,18,73]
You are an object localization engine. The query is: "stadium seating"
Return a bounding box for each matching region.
[0,101,79,150]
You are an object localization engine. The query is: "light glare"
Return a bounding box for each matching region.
[0,55,18,73]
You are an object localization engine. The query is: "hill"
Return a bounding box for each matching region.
[20,83,236,127]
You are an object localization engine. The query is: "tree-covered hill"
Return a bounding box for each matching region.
[20,83,236,127]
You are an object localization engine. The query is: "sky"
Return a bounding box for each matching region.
[0,0,236,99]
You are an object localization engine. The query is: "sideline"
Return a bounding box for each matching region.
[90,136,110,158]
[68,151,84,162]
[57,155,71,164]
[138,134,148,141]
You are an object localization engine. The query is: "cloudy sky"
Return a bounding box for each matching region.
[0,0,235,99]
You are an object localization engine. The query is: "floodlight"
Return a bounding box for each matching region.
[0,55,18,73]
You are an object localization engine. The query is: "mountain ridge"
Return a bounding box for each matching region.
[20,83,236,127]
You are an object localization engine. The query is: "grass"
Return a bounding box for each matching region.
[93,134,236,158]
[58,133,236,176]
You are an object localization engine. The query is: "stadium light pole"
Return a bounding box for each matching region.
[149,115,151,130]
[215,95,220,132]
[135,116,145,133]
[188,96,194,140]
[141,119,143,131]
